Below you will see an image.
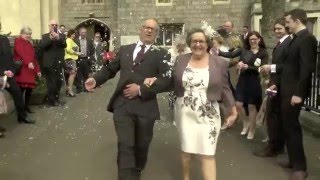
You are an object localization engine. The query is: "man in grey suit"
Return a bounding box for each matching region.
[75,27,94,93]
[85,19,171,180]
[93,32,104,71]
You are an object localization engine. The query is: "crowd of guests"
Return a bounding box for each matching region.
[0,20,114,137]
[0,8,318,180]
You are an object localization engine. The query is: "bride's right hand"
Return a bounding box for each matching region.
[143,77,157,87]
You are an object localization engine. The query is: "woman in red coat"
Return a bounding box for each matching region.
[13,26,41,113]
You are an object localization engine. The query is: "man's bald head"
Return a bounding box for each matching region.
[224,21,234,33]
[49,19,58,32]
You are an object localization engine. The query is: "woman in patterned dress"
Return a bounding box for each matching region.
[144,29,236,180]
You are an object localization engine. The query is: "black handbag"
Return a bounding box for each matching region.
[13,60,23,74]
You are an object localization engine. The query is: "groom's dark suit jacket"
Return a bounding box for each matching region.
[94,43,171,119]
[279,29,317,99]
[270,35,291,87]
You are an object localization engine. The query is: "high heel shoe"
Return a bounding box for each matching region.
[66,90,76,97]
[240,128,249,135]
[247,130,255,140]
[0,132,5,138]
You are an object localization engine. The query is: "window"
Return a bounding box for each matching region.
[156,23,184,47]
[155,0,172,6]
[306,17,317,35]
[212,0,230,4]
[81,0,104,4]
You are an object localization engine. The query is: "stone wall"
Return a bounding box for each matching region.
[116,0,254,35]
[59,0,255,43]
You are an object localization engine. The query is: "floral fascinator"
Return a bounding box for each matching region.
[200,21,219,38]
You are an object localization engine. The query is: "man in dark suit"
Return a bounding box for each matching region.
[75,27,94,93]
[93,32,104,71]
[85,18,171,180]
[0,35,35,124]
[263,9,317,180]
[255,17,291,157]
[38,20,67,106]
[240,25,249,43]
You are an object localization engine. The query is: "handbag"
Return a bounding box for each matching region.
[13,60,23,74]
[0,89,15,115]
[0,75,8,89]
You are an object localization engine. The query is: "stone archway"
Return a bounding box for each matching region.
[75,18,111,50]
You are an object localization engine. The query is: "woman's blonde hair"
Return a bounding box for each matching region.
[225,35,242,49]
[211,35,224,45]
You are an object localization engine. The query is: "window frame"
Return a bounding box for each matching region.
[156,23,185,48]
[155,0,173,6]
[81,0,105,4]
[212,0,230,5]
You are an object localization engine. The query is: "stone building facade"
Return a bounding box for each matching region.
[60,0,255,48]
[1,0,319,49]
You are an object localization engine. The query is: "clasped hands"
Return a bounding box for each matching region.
[237,61,248,70]
[50,32,60,40]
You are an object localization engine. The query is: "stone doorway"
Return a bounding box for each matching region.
[75,18,111,50]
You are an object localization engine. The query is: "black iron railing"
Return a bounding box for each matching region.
[304,41,320,113]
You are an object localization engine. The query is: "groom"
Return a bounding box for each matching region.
[85,18,171,180]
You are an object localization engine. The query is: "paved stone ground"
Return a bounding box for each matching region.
[0,77,320,180]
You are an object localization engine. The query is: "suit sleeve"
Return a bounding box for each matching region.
[56,34,66,48]
[219,48,242,58]
[89,40,95,58]
[140,50,173,100]
[1,36,15,73]
[93,46,122,86]
[39,34,52,50]
[294,35,317,98]
[220,60,236,112]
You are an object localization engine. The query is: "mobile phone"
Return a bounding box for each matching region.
[266,89,277,97]
[53,26,58,33]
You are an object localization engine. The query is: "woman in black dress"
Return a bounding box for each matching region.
[218,31,268,139]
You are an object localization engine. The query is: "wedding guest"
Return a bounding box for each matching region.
[1,33,35,124]
[211,35,238,130]
[65,29,81,97]
[144,28,237,180]
[13,26,41,113]
[38,19,67,106]
[167,34,191,110]
[218,31,268,139]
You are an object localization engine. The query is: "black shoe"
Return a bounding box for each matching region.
[277,153,292,168]
[253,146,283,157]
[289,171,308,180]
[56,100,66,106]
[18,116,36,124]
[25,107,35,113]
[0,126,6,132]
[47,101,59,107]
[0,132,5,138]
[76,89,83,94]
[135,168,143,177]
